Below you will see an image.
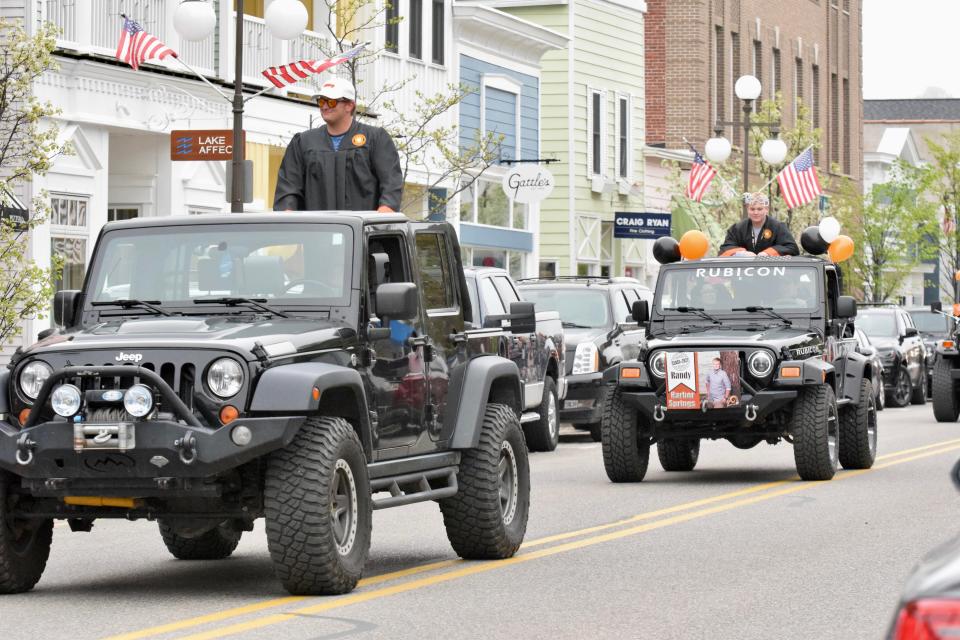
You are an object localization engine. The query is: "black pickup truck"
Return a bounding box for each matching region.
[0,213,530,596]
[464,267,565,451]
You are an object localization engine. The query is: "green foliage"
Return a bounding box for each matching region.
[0,19,69,346]
[663,94,830,252]
[913,129,960,302]
[833,164,938,303]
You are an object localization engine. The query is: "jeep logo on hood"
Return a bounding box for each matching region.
[115,352,143,363]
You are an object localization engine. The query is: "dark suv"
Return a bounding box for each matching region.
[0,213,530,596]
[857,307,928,407]
[907,305,952,398]
[516,277,651,440]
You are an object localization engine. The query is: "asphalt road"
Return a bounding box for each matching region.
[2,402,958,640]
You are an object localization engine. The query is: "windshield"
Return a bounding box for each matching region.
[520,288,610,328]
[86,223,352,308]
[909,310,949,334]
[655,265,820,315]
[857,313,897,337]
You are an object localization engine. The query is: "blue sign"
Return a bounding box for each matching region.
[614,212,672,239]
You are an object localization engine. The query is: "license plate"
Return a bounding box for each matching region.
[74,423,136,451]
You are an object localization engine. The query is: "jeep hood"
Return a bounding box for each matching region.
[20,316,355,361]
[647,325,822,351]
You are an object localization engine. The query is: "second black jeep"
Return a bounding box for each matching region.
[602,256,877,482]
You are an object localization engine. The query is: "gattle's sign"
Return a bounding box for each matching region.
[501,164,554,204]
[170,130,245,161]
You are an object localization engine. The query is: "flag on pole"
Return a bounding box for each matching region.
[686,148,718,202]
[115,15,177,71]
[261,43,367,89]
[776,147,823,209]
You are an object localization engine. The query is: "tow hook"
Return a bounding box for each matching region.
[15,432,36,466]
[174,431,197,465]
[745,404,758,422]
[653,404,666,422]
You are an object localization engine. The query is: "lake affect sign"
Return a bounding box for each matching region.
[170,130,245,161]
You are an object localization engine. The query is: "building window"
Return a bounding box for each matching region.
[50,194,89,294]
[830,72,839,167]
[714,26,725,125]
[752,40,762,94]
[469,248,525,280]
[843,77,850,175]
[539,260,558,278]
[461,178,527,230]
[431,0,444,65]
[794,58,804,124]
[409,0,422,59]
[772,48,781,98]
[617,96,630,179]
[385,0,399,54]
[415,232,456,310]
[107,207,139,222]
[812,64,821,131]
[589,90,603,176]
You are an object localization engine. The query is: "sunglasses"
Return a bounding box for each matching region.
[316,97,344,109]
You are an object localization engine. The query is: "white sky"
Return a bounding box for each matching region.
[863,0,960,99]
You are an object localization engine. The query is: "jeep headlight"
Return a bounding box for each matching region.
[124,384,154,417]
[571,343,599,375]
[648,351,667,378]
[747,350,775,378]
[207,358,244,398]
[19,361,53,400]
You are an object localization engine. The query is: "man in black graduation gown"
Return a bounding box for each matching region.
[718,192,799,257]
[273,77,403,212]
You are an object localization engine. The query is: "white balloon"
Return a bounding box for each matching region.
[818,216,841,243]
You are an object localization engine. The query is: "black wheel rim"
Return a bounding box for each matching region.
[547,391,558,441]
[895,369,911,405]
[330,459,358,555]
[499,441,519,525]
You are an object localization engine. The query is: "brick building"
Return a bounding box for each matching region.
[645,0,863,189]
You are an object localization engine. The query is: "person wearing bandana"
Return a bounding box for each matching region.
[718,193,799,257]
[274,77,403,213]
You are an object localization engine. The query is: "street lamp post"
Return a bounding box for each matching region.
[173,0,308,213]
[704,75,787,218]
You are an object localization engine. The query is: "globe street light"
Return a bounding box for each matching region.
[173,0,307,213]
[704,74,786,218]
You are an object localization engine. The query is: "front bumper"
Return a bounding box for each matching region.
[561,371,604,424]
[619,388,798,430]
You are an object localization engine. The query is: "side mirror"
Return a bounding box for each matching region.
[836,296,857,320]
[858,345,876,357]
[905,326,919,338]
[369,252,389,286]
[53,290,81,328]
[375,282,419,320]
[632,299,649,324]
[507,301,536,335]
[932,301,943,313]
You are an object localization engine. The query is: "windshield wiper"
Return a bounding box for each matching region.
[664,306,721,324]
[194,297,289,318]
[732,306,793,326]
[91,299,172,317]
[561,321,593,329]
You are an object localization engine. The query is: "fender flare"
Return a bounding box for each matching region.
[250,362,373,455]
[445,355,521,449]
[841,352,871,405]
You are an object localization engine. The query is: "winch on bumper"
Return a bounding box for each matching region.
[0,365,305,489]
[601,359,830,426]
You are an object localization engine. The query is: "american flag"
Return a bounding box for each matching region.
[686,149,717,202]
[777,148,823,209]
[115,15,176,71]
[261,43,366,89]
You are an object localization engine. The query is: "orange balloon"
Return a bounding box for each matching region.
[679,230,709,260]
[827,235,854,263]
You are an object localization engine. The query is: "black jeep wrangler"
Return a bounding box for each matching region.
[929,302,960,422]
[601,256,877,482]
[0,213,530,595]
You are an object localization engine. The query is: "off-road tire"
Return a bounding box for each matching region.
[791,384,840,481]
[658,439,700,472]
[600,385,650,483]
[933,357,960,422]
[588,422,602,442]
[839,379,877,470]
[911,365,928,405]
[440,403,530,559]
[158,521,242,560]
[525,376,559,452]
[0,472,52,594]
[265,416,372,595]
[886,366,912,408]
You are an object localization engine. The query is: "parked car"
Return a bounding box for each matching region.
[464,267,566,451]
[857,306,928,408]
[854,327,886,411]
[516,276,651,441]
[907,305,953,398]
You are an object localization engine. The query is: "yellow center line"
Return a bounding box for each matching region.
[171,442,960,640]
[104,437,960,640]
